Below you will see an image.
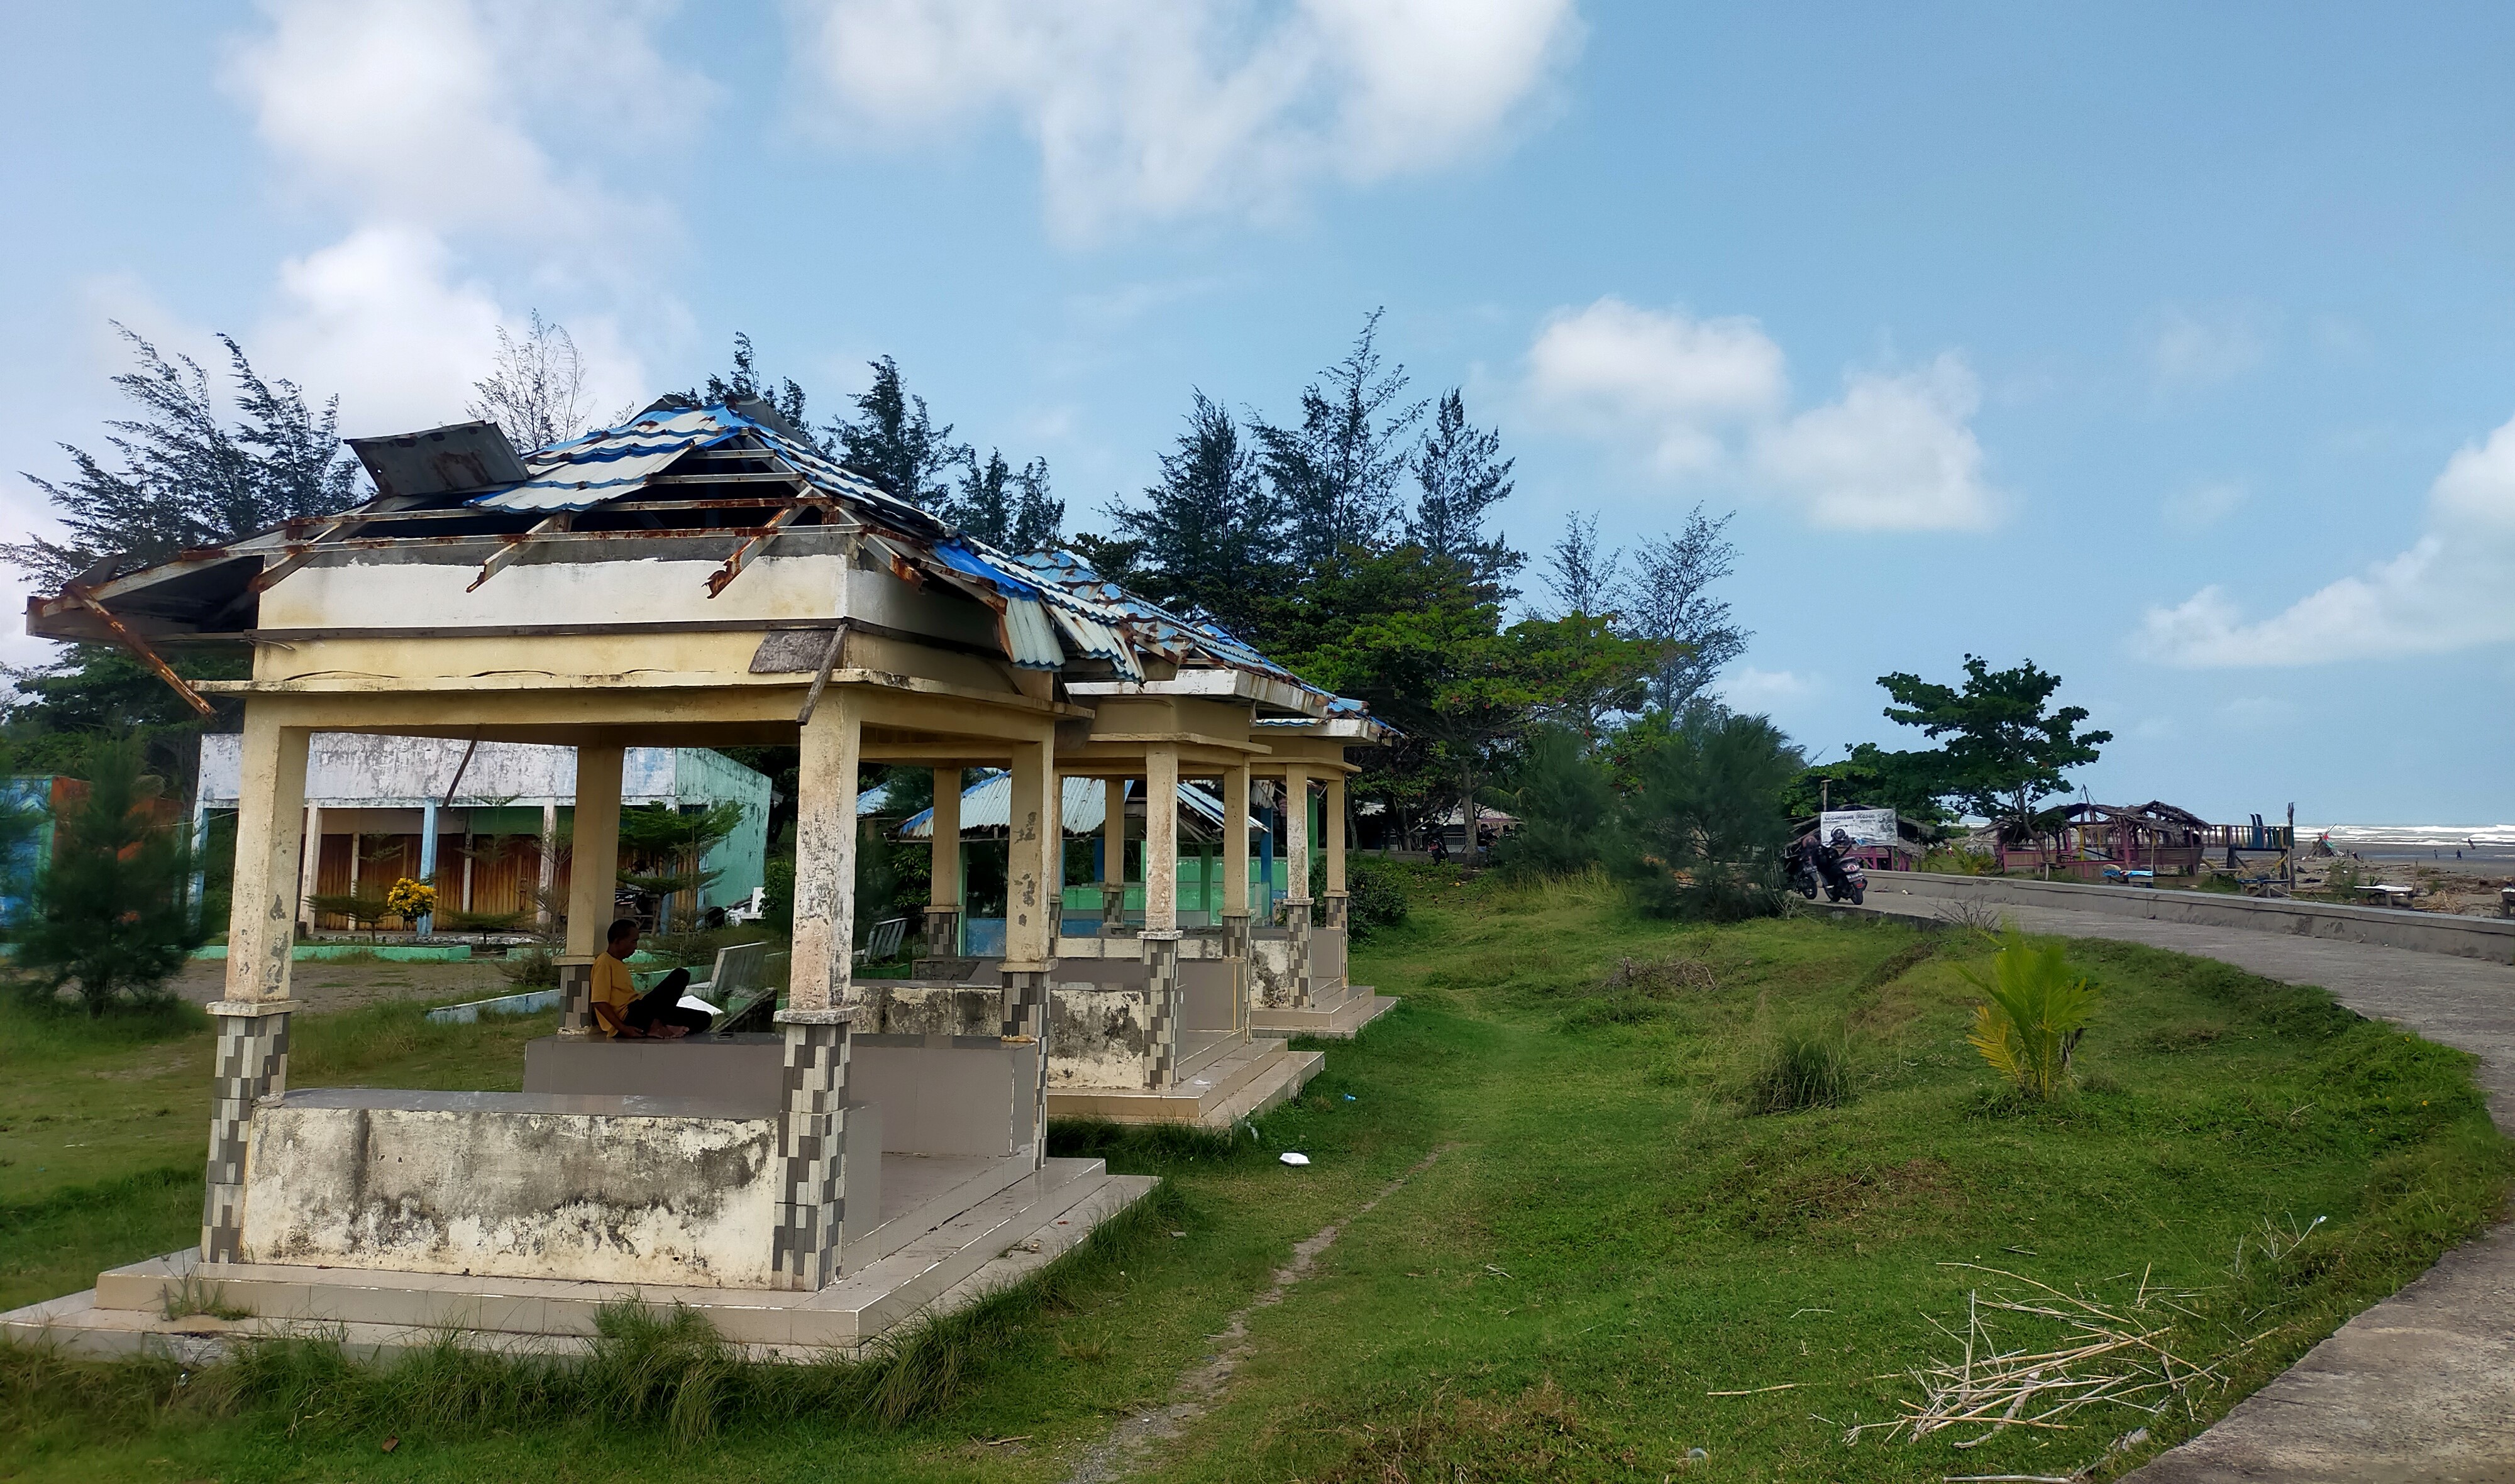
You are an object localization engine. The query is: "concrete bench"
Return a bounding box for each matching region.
[2355,884,2418,908]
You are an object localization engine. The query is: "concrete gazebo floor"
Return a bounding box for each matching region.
[4,1156,1152,1364]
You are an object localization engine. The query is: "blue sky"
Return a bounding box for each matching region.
[4,1,2512,823]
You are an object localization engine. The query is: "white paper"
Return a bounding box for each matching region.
[677,994,723,1016]
[1279,1151,1310,1166]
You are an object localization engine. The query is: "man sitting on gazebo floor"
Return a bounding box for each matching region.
[591,918,710,1039]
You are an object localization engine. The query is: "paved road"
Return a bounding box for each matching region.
[1863,890,2515,1483]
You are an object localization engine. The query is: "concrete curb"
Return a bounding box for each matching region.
[1860,871,2515,965]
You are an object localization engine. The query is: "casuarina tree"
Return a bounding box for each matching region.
[832,355,966,511]
[16,737,206,1016]
[1256,309,1425,575]
[1408,389,1523,600]
[1621,506,1749,712]
[6,325,362,586]
[1107,390,1283,641]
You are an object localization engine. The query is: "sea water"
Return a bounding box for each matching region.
[2302,824,2515,869]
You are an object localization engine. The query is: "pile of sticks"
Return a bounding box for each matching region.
[1845,1265,2230,1450]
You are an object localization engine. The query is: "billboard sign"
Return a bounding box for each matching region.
[1820,808,1899,848]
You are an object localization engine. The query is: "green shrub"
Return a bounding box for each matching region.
[1960,930,2098,1099]
[1343,859,1410,941]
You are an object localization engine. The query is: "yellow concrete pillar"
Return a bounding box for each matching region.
[1325,771,1348,897]
[1098,774,1127,935]
[564,744,624,960]
[788,695,863,1013]
[223,706,311,1006]
[1004,739,1057,969]
[1282,765,1312,904]
[1223,763,1251,920]
[556,744,624,1035]
[205,703,308,1262]
[1101,776,1126,888]
[1144,749,1178,933]
[925,767,961,957]
[295,803,320,932]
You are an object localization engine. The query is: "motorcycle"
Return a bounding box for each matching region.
[1788,833,1867,905]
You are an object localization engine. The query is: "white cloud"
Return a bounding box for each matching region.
[2138,412,2515,666]
[788,0,1582,238]
[1523,299,1999,531]
[1752,355,1997,532]
[2148,305,2270,391]
[2162,477,2248,532]
[1718,666,1816,710]
[211,0,686,434]
[253,225,643,437]
[1522,298,1784,474]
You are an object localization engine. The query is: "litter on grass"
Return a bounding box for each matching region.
[1280,1151,1311,1166]
[1843,1264,2238,1451]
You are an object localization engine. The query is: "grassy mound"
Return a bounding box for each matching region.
[1,871,2501,1481]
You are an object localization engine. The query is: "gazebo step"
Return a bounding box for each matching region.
[1047,1040,1323,1128]
[1252,991,1398,1040]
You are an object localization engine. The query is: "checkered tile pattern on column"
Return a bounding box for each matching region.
[1324,893,1349,929]
[558,960,593,1034]
[1220,911,1251,960]
[999,967,1048,1040]
[1143,933,1181,1089]
[920,907,959,959]
[1285,898,1313,1008]
[201,1006,291,1263]
[999,968,1051,1163]
[1100,886,1129,937]
[771,1015,850,1290]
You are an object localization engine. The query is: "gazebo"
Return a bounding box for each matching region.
[1,398,1384,1357]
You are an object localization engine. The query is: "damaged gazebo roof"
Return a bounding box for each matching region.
[23,397,1377,726]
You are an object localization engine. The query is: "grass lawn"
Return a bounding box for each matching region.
[3,871,2504,1482]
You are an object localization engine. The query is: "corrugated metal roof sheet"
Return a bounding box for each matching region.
[999,597,1065,670]
[1046,603,1143,681]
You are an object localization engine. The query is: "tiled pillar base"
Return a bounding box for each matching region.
[920,906,960,959]
[1219,911,1252,960]
[1100,886,1129,937]
[1142,931,1181,1089]
[1324,891,1350,930]
[1000,967,1051,1163]
[557,959,594,1036]
[771,1009,852,1291]
[1283,897,1314,1008]
[201,1000,292,1263]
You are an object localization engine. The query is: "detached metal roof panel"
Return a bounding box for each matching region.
[1047,604,1143,681]
[999,597,1065,670]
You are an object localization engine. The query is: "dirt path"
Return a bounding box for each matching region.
[1059,1145,1451,1484]
[1860,884,2515,1483]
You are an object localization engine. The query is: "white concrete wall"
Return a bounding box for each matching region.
[239,1101,783,1288]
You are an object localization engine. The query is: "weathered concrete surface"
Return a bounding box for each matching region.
[1858,879,2515,1482]
[241,1089,782,1287]
[1049,985,1152,1087]
[1866,869,2515,965]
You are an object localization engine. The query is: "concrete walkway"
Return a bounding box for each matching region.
[1861,887,2515,1483]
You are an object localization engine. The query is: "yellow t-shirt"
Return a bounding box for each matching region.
[592,952,638,1036]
